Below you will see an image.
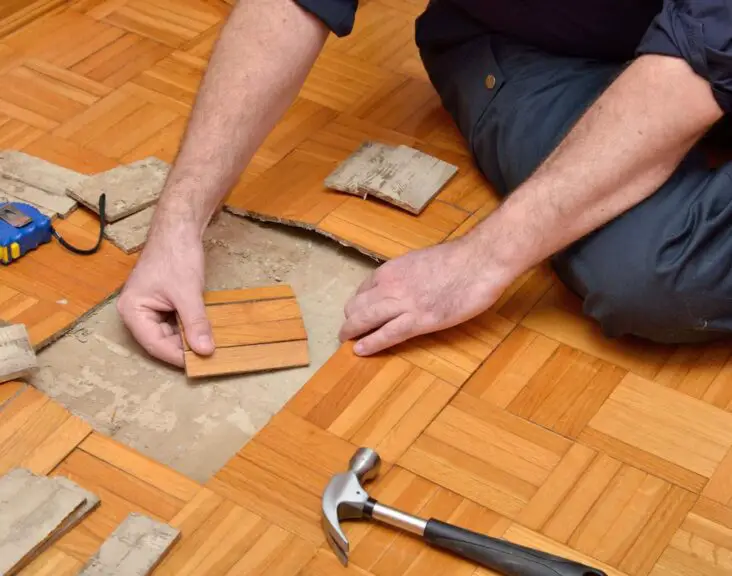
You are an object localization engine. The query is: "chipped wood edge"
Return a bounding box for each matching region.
[224,206,385,262]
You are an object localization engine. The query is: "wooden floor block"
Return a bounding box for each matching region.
[103,204,153,253]
[181,286,310,378]
[67,156,168,222]
[224,115,492,261]
[324,141,458,214]
[0,323,37,383]
[0,468,99,575]
[79,513,180,576]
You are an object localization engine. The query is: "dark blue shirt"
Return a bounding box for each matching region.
[294,0,732,112]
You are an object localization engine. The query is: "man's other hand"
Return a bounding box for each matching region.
[117,229,214,367]
[339,236,512,356]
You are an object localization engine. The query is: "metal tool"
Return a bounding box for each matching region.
[322,447,607,576]
[0,196,106,265]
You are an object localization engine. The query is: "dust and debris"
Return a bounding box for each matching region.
[32,211,376,481]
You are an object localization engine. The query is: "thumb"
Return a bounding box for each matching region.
[176,290,215,356]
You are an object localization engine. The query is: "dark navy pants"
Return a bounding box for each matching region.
[415,0,732,344]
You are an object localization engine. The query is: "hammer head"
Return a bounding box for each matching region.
[322,448,381,565]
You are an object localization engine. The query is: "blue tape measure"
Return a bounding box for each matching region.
[0,194,107,265]
[0,202,52,264]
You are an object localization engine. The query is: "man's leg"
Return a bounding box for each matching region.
[416,0,732,344]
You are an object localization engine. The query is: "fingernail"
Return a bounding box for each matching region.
[354,342,364,355]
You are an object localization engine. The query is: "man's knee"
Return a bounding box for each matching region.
[574,262,732,344]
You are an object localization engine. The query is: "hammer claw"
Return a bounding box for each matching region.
[324,524,350,566]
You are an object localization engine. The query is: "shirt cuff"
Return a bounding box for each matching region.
[636,1,732,113]
[293,0,358,37]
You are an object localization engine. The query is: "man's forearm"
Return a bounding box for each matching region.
[470,54,724,277]
[150,0,328,239]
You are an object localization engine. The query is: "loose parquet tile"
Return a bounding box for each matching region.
[181,286,310,378]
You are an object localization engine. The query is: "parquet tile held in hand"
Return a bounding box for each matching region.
[180,286,310,378]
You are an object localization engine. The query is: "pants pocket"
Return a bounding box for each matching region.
[415,1,504,152]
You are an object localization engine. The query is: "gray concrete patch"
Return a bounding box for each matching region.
[32,212,375,482]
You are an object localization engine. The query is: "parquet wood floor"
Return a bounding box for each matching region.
[0,1,731,575]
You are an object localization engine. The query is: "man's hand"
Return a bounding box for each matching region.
[340,54,723,355]
[117,227,213,367]
[339,236,513,355]
[114,0,329,366]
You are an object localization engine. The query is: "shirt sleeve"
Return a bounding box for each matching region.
[636,0,732,113]
[293,0,359,37]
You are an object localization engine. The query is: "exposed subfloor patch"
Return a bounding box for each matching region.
[30,212,375,482]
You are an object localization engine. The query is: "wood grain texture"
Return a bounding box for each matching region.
[180,287,310,378]
[2,3,731,576]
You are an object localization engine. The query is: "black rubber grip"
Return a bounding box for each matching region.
[424,520,607,576]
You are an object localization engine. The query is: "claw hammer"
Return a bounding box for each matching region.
[322,448,607,576]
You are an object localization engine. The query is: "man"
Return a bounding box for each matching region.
[117,0,732,368]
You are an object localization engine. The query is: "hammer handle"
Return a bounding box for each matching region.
[424,520,607,576]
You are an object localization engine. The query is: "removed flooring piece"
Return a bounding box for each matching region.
[68,157,169,223]
[79,513,180,576]
[0,180,76,218]
[325,141,458,214]
[0,150,85,218]
[0,324,36,383]
[0,468,99,575]
[0,151,87,199]
[180,285,310,378]
[225,117,497,261]
[104,206,154,254]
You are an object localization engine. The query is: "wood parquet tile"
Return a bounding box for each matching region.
[1,1,732,575]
